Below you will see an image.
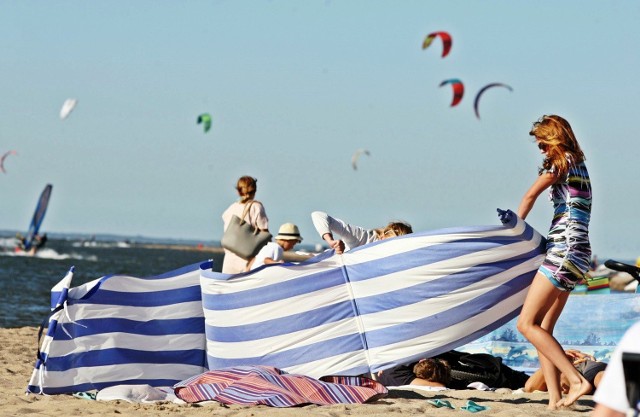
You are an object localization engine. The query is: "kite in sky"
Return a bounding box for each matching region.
[422,31,452,58]
[59,99,77,120]
[474,83,513,119]
[0,150,17,174]
[439,79,464,107]
[351,148,370,170]
[197,113,212,133]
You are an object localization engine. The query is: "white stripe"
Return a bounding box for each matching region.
[99,271,201,292]
[63,300,204,321]
[36,363,206,389]
[281,350,369,378]
[206,316,359,359]
[46,333,205,356]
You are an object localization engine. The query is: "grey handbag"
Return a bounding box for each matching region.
[221,201,272,260]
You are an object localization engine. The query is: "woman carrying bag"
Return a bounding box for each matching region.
[221,176,270,274]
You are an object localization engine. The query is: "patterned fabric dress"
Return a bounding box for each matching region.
[540,155,592,291]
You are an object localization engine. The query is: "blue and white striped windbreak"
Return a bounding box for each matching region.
[28,209,544,394]
[27,263,208,394]
[200,209,545,378]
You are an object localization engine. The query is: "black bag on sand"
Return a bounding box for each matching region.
[221,201,272,260]
[435,351,529,390]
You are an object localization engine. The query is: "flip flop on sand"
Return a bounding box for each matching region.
[426,399,455,409]
[72,391,96,401]
[460,400,490,413]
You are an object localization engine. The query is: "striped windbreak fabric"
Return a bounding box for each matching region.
[28,209,544,395]
[200,209,545,378]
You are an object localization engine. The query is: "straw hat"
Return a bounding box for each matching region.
[275,223,303,242]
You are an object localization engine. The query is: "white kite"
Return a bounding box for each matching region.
[351,148,370,170]
[59,99,78,120]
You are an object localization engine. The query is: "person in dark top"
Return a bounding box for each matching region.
[377,350,529,390]
[524,350,607,394]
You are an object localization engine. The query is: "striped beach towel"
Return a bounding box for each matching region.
[174,365,387,406]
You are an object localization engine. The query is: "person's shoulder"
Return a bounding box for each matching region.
[224,201,241,210]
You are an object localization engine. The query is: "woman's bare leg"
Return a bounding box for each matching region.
[517,272,591,408]
[536,291,570,408]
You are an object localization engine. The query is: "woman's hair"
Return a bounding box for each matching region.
[375,221,413,240]
[413,358,451,386]
[236,176,257,203]
[529,115,585,178]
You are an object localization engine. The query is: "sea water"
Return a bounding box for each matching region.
[0,236,224,328]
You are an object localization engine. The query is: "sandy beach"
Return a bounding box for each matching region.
[1,327,597,417]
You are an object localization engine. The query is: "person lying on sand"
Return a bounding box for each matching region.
[524,349,606,395]
[377,350,529,390]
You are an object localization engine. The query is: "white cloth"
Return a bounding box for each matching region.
[221,200,269,274]
[250,241,283,270]
[96,384,184,404]
[388,385,448,392]
[311,211,377,252]
[593,321,640,413]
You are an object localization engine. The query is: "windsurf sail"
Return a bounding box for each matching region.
[22,184,53,251]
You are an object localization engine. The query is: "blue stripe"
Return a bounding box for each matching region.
[348,227,536,284]
[354,256,536,315]
[46,319,59,338]
[53,317,205,339]
[73,263,202,303]
[372,304,523,372]
[201,268,346,311]
[50,288,69,309]
[73,285,202,307]
[43,347,207,371]
[364,271,534,349]
[205,300,356,342]
[206,333,365,370]
[347,236,536,285]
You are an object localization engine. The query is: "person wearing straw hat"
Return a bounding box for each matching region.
[247,223,303,271]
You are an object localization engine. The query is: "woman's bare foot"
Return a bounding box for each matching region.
[555,378,592,408]
[547,393,562,410]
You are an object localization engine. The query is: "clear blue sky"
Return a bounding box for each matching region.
[1,1,639,260]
